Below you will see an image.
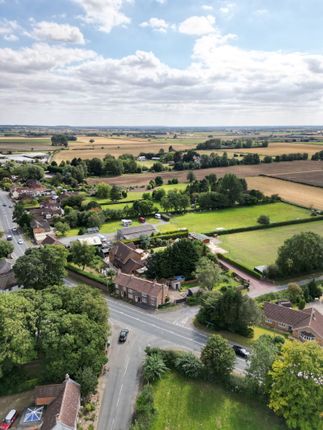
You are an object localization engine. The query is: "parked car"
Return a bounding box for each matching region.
[6,235,12,241]
[118,329,129,343]
[2,203,6,207]
[232,345,250,359]
[138,216,145,223]
[154,213,161,219]
[18,239,24,245]
[0,410,18,430]
[12,227,17,232]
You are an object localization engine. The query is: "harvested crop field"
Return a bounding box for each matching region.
[0,137,53,152]
[268,169,323,187]
[87,160,323,188]
[246,176,323,209]
[223,141,323,156]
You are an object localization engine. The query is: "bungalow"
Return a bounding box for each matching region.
[115,272,169,308]
[117,224,156,241]
[263,302,323,346]
[109,241,146,275]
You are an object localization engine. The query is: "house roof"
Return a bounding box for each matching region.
[36,377,80,430]
[118,224,156,239]
[294,308,323,339]
[0,259,12,275]
[115,272,167,298]
[264,302,311,327]
[41,235,62,246]
[109,242,144,274]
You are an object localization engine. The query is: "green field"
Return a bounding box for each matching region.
[158,202,311,234]
[151,373,286,430]
[0,138,51,144]
[220,220,323,270]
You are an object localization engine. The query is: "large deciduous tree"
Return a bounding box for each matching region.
[269,340,323,430]
[14,245,68,289]
[194,257,221,290]
[0,240,14,258]
[69,240,97,270]
[197,288,260,336]
[276,232,323,276]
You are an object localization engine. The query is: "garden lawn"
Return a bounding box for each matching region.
[151,373,287,430]
[220,219,323,270]
[158,202,310,234]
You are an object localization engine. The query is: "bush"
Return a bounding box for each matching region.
[131,385,155,430]
[175,353,203,378]
[257,215,270,225]
[143,353,168,383]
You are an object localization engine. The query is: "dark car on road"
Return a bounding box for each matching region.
[119,329,129,343]
[232,345,250,359]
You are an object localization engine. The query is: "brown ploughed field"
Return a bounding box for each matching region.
[246,176,323,209]
[268,170,323,188]
[87,160,323,188]
[223,141,323,156]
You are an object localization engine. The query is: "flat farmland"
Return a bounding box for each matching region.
[0,137,53,152]
[87,160,323,188]
[220,220,323,270]
[269,170,323,187]
[223,141,323,156]
[246,176,323,209]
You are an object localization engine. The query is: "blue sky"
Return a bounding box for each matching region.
[1,0,323,125]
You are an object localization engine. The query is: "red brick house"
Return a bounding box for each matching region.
[109,242,146,274]
[264,302,323,346]
[115,272,169,308]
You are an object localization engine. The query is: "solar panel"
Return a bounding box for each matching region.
[23,406,44,423]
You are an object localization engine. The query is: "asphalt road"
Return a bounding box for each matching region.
[97,297,247,430]
[0,190,28,259]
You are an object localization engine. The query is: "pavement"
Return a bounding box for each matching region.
[0,190,29,259]
[96,296,247,430]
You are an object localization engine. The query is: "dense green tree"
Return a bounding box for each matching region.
[218,173,243,206]
[187,171,196,183]
[95,183,111,199]
[246,335,283,394]
[0,240,14,258]
[16,164,44,182]
[269,340,323,430]
[54,221,70,236]
[14,245,68,289]
[197,288,260,336]
[51,135,68,146]
[143,353,168,383]
[257,215,270,225]
[104,157,124,176]
[276,232,323,276]
[194,257,221,290]
[69,240,97,270]
[200,335,235,379]
[0,293,37,378]
[155,176,163,186]
[146,239,202,279]
[87,158,104,176]
[110,185,123,201]
[133,200,155,216]
[152,188,166,202]
[287,283,304,305]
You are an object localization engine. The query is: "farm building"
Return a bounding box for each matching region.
[117,224,156,240]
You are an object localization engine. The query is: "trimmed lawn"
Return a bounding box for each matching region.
[220,219,323,270]
[158,202,310,234]
[151,373,287,430]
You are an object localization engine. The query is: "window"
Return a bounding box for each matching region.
[278,322,288,328]
[300,332,315,341]
[142,296,147,303]
[265,318,272,323]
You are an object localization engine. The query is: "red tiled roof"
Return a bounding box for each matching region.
[264,302,310,327]
[115,272,167,298]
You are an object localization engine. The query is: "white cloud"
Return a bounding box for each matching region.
[219,2,236,17]
[202,5,213,11]
[72,0,132,33]
[1,26,323,126]
[4,34,18,42]
[254,8,269,16]
[0,19,20,41]
[178,15,216,36]
[155,0,167,4]
[140,17,169,32]
[31,21,85,44]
